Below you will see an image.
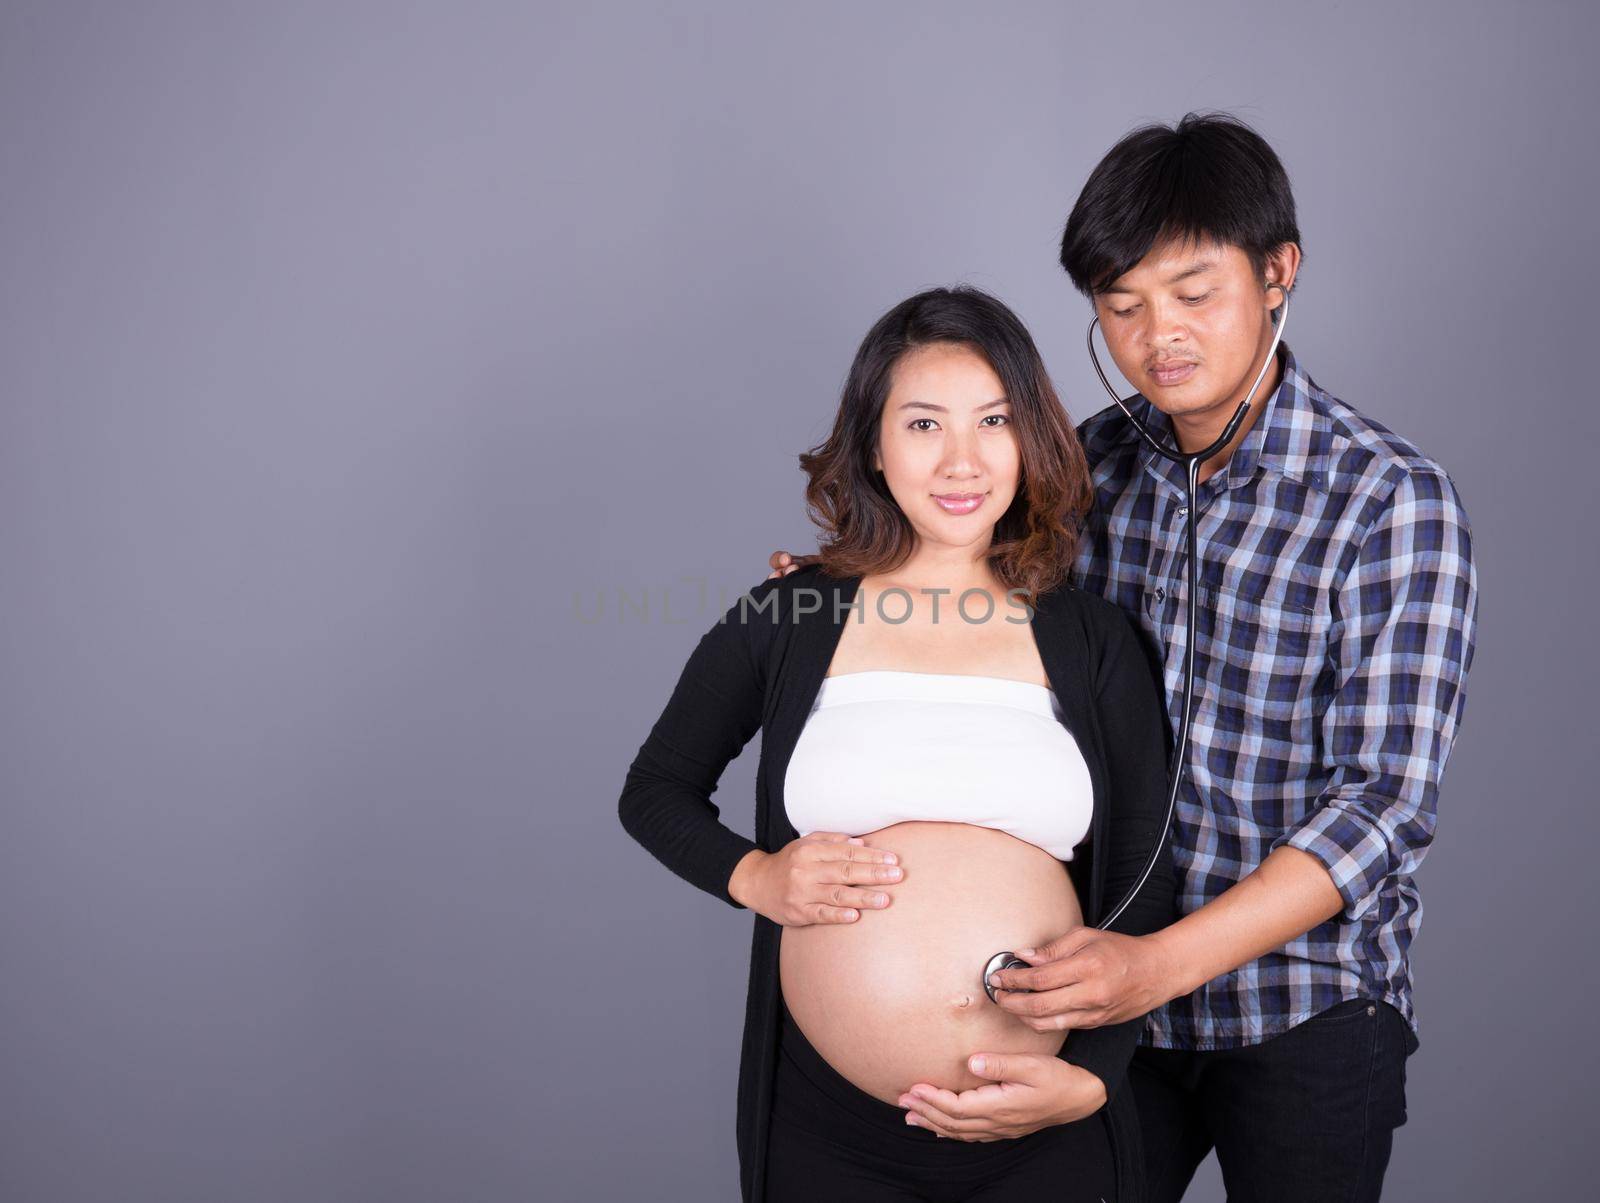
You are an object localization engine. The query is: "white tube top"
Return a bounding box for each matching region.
[783,670,1094,862]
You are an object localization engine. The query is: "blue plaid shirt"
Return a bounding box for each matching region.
[1074,344,1479,1052]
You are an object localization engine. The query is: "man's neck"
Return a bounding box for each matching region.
[1167,347,1283,486]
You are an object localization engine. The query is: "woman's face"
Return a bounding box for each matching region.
[872,342,1020,555]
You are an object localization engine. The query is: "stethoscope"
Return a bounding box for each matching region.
[981,285,1291,1005]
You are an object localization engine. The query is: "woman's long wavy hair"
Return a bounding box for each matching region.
[799,286,1093,600]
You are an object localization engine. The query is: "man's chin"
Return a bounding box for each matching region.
[1142,381,1212,415]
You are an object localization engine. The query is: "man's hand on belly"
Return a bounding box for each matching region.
[985,928,1178,1031]
[986,847,1347,1030]
[896,1055,1107,1140]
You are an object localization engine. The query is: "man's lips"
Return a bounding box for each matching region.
[1148,360,1199,386]
[932,491,987,515]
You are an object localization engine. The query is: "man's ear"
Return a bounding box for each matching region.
[1264,241,1302,300]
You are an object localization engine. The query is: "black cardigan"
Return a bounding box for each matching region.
[619,565,1176,1202]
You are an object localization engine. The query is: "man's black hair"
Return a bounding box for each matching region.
[1059,111,1301,297]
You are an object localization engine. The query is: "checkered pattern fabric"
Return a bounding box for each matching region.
[1074,344,1479,1050]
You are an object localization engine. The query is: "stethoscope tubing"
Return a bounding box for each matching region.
[982,288,1289,1004]
[1088,288,1289,931]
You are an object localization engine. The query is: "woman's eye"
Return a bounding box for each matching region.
[980,414,1009,427]
[909,418,937,432]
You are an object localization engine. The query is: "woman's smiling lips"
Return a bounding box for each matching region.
[1149,360,1198,387]
[932,491,987,515]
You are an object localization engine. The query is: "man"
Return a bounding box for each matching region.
[768,112,1478,1201]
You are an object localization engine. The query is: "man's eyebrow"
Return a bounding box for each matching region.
[1165,258,1217,284]
[896,397,1010,413]
[1100,258,1218,294]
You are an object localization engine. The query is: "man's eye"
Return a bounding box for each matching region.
[1180,292,1212,305]
[1110,305,1139,318]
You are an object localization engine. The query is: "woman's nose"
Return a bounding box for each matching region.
[937,436,982,477]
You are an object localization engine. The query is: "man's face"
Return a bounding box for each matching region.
[1092,237,1284,421]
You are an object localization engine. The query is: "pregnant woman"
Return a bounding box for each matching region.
[619,286,1175,1202]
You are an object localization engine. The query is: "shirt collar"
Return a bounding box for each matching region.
[1129,343,1332,497]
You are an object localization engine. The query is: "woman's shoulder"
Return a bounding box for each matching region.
[1031,580,1156,699]
[731,562,841,614]
[1031,578,1140,642]
[714,562,853,646]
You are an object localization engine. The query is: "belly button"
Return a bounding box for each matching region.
[953,993,973,1009]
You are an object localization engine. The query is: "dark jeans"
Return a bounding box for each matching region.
[765,997,1121,1202]
[1130,997,1414,1203]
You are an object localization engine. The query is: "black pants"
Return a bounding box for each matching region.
[1131,997,1414,1203]
[765,997,1121,1202]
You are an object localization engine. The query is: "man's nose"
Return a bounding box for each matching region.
[1143,297,1191,347]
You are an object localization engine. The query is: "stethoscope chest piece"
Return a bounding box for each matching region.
[981,950,1033,1005]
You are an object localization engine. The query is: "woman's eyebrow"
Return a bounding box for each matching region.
[897,397,1010,413]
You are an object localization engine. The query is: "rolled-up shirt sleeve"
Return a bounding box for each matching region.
[1271,467,1479,921]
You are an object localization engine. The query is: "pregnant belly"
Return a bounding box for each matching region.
[778,820,1085,1107]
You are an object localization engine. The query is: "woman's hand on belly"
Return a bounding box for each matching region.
[897,1054,1109,1142]
[730,831,904,926]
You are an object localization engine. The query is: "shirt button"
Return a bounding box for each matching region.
[1154,587,1166,603]
[1176,506,1188,517]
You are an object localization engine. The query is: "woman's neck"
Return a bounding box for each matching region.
[865,558,1002,601]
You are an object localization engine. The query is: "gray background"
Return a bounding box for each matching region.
[1,1,1593,1200]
